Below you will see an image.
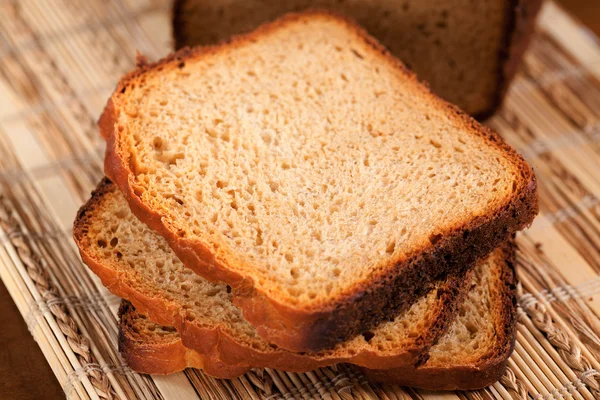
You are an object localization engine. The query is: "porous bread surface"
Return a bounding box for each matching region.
[116,246,514,389]
[103,12,533,309]
[172,0,514,117]
[428,258,510,365]
[361,243,517,390]
[76,180,468,371]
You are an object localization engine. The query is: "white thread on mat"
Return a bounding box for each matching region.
[579,369,600,383]
[64,363,133,398]
[331,372,354,394]
[265,371,356,400]
[0,145,104,183]
[528,194,600,233]
[510,64,590,94]
[0,82,114,125]
[24,293,120,334]
[330,372,357,395]
[519,276,600,310]
[516,125,600,161]
[531,375,587,400]
[295,386,309,398]
[343,368,371,387]
[303,377,320,399]
[282,384,301,400]
[519,293,600,397]
[0,227,73,245]
[0,3,169,61]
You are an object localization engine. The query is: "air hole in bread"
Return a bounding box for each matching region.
[429,234,442,245]
[351,49,364,59]
[386,240,396,254]
[152,137,164,151]
[362,331,375,342]
[429,139,442,149]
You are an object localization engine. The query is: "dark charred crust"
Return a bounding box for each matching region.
[360,241,518,390]
[478,0,543,120]
[172,0,187,50]
[99,11,538,352]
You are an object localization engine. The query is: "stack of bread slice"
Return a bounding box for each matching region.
[74,12,538,390]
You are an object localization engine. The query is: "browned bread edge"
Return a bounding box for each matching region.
[115,242,515,386]
[171,1,542,119]
[361,242,518,390]
[99,11,538,352]
[118,301,251,378]
[482,0,543,120]
[75,178,472,371]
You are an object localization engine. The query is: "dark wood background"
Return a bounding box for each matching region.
[0,1,598,399]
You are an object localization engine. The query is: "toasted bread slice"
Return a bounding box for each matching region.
[117,245,515,390]
[172,0,542,118]
[76,179,471,372]
[100,11,537,351]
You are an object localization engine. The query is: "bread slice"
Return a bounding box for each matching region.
[118,301,250,378]
[99,11,537,351]
[172,0,542,118]
[75,179,471,372]
[117,244,515,390]
[361,245,517,390]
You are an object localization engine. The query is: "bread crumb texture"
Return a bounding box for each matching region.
[110,14,522,309]
[78,183,504,364]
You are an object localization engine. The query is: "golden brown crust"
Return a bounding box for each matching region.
[100,11,538,352]
[75,179,473,372]
[361,242,518,390]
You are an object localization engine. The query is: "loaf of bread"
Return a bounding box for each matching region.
[99,11,538,351]
[172,0,542,117]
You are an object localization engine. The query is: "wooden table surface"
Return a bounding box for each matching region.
[0,1,598,399]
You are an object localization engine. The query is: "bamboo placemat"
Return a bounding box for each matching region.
[1,1,600,399]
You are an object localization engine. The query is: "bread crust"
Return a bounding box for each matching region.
[361,242,518,390]
[171,0,542,119]
[480,0,543,120]
[118,302,250,377]
[100,11,538,352]
[171,0,188,51]
[74,179,471,371]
